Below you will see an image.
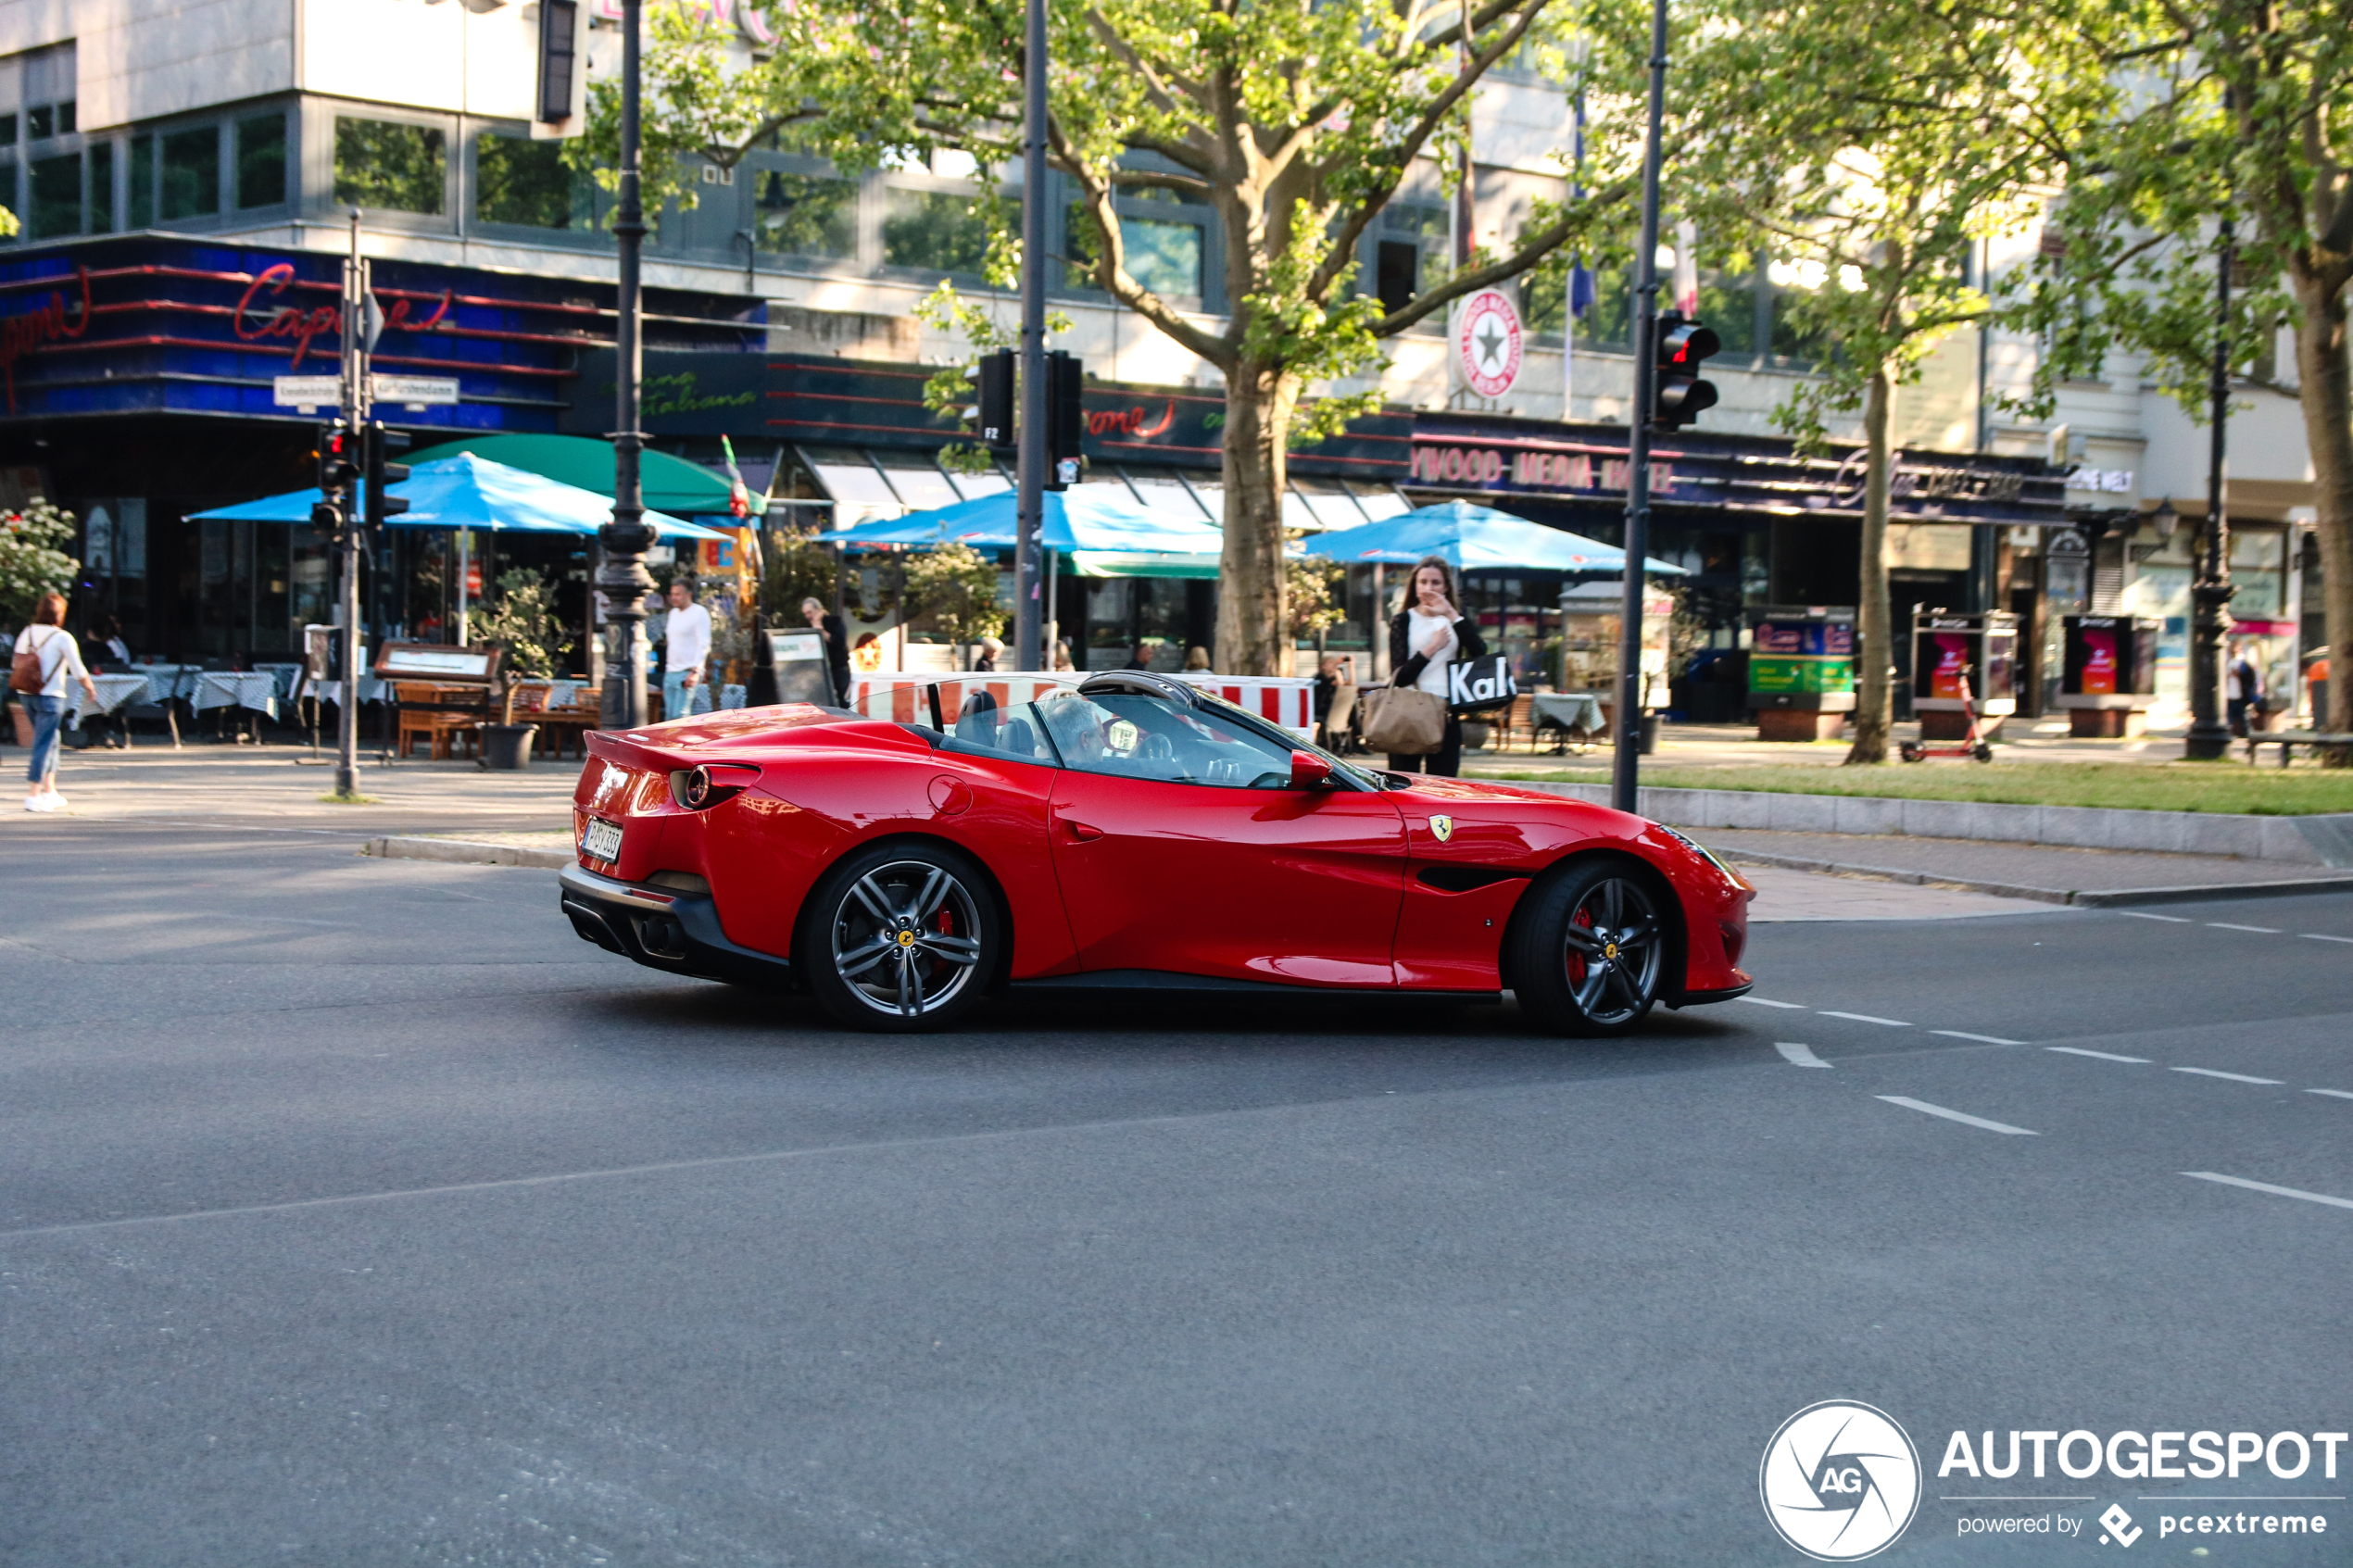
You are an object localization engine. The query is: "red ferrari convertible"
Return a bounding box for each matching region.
[558,670,1753,1033]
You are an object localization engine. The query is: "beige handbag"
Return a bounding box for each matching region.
[1357,683,1446,755]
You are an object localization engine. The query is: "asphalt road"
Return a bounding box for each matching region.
[3,822,2349,1567]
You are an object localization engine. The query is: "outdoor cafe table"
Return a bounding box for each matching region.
[1530,691,1606,750]
[65,673,152,723]
[192,672,280,721]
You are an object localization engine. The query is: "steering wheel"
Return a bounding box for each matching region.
[1137,732,1176,766]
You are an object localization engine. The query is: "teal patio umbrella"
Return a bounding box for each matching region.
[191,454,731,540]
[1296,497,1687,575]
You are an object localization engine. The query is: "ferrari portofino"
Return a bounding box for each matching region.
[558,670,1753,1032]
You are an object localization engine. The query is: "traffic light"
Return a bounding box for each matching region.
[307,498,346,546]
[315,420,359,495]
[1651,311,1720,432]
[1046,349,1084,490]
[975,349,1015,448]
[365,422,411,526]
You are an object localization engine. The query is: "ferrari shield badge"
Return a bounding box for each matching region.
[1429,815,1454,843]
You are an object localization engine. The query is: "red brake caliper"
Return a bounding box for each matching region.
[1568,906,1592,984]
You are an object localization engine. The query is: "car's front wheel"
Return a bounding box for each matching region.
[802,843,1000,1031]
[1507,858,1669,1036]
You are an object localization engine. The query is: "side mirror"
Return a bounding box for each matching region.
[1288,749,1333,790]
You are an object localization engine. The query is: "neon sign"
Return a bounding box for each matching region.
[231,264,453,371]
[0,265,90,414]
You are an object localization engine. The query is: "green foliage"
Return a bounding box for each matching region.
[471,568,573,683]
[901,541,1006,648]
[758,526,853,622]
[0,499,79,626]
[477,134,588,230]
[1286,553,1348,643]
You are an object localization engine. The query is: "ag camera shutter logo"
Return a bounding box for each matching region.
[1761,1400,1922,1561]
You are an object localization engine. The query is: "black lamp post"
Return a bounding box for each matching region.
[2182,206,2236,761]
[598,0,655,729]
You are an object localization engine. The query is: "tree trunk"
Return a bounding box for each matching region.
[1215,362,1297,676]
[2291,266,2353,765]
[1845,368,1896,763]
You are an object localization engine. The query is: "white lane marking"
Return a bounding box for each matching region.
[1775,1042,1832,1069]
[1877,1096,2039,1135]
[2307,1089,2353,1101]
[2171,1066,2284,1085]
[2047,1046,2150,1063]
[1933,1030,2024,1046]
[2301,933,2353,945]
[1738,997,1807,1009]
[2208,922,2283,934]
[1821,1010,1911,1027]
[2120,911,2193,922]
[2183,1172,2353,1212]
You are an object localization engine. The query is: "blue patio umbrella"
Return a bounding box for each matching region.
[190,454,731,540]
[1296,498,1687,575]
[817,485,1227,555]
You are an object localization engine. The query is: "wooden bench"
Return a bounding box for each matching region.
[392,683,491,760]
[2245,729,2353,766]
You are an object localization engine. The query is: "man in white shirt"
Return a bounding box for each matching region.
[661,579,713,720]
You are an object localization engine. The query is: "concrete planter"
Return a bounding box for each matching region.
[1499,777,2353,868]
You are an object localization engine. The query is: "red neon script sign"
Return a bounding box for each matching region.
[233,263,453,370]
[1086,399,1176,440]
[0,266,91,414]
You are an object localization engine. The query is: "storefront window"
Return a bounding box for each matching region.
[335,118,446,215]
[236,113,286,208]
[883,187,991,274]
[29,151,80,238]
[0,114,15,147]
[160,125,220,220]
[752,169,857,258]
[476,133,587,229]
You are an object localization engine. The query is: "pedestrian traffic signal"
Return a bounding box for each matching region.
[308,499,346,546]
[315,421,359,495]
[975,349,1015,448]
[1651,311,1720,432]
[1046,349,1085,491]
[365,423,411,526]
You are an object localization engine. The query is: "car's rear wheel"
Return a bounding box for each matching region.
[1507,858,1668,1036]
[802,844,999,1031]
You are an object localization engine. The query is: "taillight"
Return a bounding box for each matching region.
[669,762,761,810]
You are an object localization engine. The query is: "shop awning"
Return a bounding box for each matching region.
[1067,551,1223,580]
[190,455,731,540]
[1297,498,1688,575]
[818,485,1228,555]
[403,433,739,517]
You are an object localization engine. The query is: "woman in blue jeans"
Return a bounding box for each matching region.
[14,591,98,813]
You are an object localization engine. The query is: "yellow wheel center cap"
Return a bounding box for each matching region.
[897,929,917,947]
[1603,940,1619,960]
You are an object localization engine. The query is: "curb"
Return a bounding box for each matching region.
[365,835,572,869]
[1718,847,2353,909]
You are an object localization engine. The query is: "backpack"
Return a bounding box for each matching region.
[8,627,54,696]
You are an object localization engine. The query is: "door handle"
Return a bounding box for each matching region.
[1062,819,1103,842]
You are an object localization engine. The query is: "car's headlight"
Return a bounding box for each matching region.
[1655,823,1747,888]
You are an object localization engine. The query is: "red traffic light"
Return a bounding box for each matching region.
[1651,312,1720,431]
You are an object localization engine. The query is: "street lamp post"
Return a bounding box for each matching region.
[1010,0,1049,672]
[599,0,655,729]
[2183,207,2236,761]
[1612,0,1670,814]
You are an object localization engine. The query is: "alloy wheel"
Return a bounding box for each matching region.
[1558,875,1663,1026]
[829,859,985,1017]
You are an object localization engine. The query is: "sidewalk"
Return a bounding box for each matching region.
[1463,716,2256,773]
[0,748,580,834]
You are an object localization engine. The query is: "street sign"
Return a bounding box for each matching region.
[371,375,459,407]
[1451,288,1524,399]
[273,375,344,411]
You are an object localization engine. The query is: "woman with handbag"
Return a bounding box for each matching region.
[1380,555,1486,776]
[12,592,99,813]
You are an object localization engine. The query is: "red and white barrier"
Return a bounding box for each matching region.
[844,671,1316,739]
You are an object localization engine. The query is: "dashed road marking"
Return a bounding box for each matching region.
[2307,1089,2353,1101]
[1774,1042,1831,1069]
[2183,1172,2353,1212]
[2208,922,2284,934]
[2047,1046,2149,1063]
[1737,997,1807,1009]
[1877,1096,2038,1135]
[2120,911,2193,922]
[2171,1066,2284,1085]
[2302,934,2353,945]
[1932,1030,2023,1045]
[1820,1010,1910,1027]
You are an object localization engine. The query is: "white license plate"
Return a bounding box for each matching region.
[580,818,624,862]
